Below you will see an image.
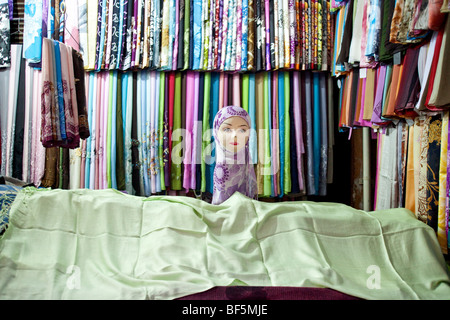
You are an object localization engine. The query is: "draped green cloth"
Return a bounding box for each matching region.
[1,188,449,300]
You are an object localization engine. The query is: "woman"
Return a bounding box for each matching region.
[212,105,258,205]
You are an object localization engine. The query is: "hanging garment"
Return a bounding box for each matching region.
[414,116,431,223]
[211,105,257,205]
[394,46,420,118]
[64,0,80,52]
[72,50,90,139]
[0,2,10,68]
[429,0,447,30]
[59,42,80,149]
[426,115,442,232]
[23,0,43,63]
[292,71,305,191]
[375,126,399,211]
[427,16,450,109]
[365,0,381,61]
[438,111,448,254]
[348,0,365,64]
[304,71,315,195]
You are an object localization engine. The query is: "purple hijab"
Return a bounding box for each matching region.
[212,106,258,205]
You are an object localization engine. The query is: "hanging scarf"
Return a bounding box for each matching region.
[23,0,43,63]
[212,105,257,204]
[0,3,10,68]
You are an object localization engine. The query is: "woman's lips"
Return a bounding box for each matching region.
[230,142,238,145]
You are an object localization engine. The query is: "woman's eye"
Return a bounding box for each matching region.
[239,129,247,133]
[223,128,231,132]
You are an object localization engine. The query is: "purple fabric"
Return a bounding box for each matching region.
[177,286,361,300]
[212,106,258,205]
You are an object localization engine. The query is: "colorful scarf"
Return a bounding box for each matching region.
[212,105,257,205]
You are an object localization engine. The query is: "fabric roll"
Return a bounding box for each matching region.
[201,72,211,192]
[416,32,438,111]
[365,0,381,61]
[348,0,364,64]
[255,72,264,193]
[312,72,320,195]
[438,112,448,254]
[304,71,315,195]
[404,123,415,213]
[288,0,295,69]
[288,74,299,193]
[319,72,328,196]
[384,64,402,117]
[190,72,199,189]
[192,0,202,70]
[426,115,442,231]
[447,114,450,250]
[427,17,450,109]
[84,73,94,189]
[86,0,98,69]
[22,64,33,182]
[196,73,204,190]
[107,72,115,189]
[242,0,250,70]
[158,72,165,191]
[263,72,271,196]
[278,72,289,197]
[272,72,279,196]
[95,0,107,71]
[429,0,447,30]
[154,72,162,192]
[394,47,420,118]
[370,65,387,124]
[12,50,25,180]
[163,73,170,188]
[131,72,140,195]
[264,0,271,70]
[207,72,219,193]
[292,71,304,191]
[375,126,399,211]
[359,0,377,68]
[248,73,257,165]
[414,116,430,223]
[183,71,194,190]
[336,0,353,67]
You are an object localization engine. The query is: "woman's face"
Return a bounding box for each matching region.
[217,116,250,153]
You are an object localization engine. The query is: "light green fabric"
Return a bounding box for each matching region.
[1,188,450,300]
[201,72,211,193]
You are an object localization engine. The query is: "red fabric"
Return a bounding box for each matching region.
[168,72,176,165]
[428,0,447,31]
[425,27,445,110]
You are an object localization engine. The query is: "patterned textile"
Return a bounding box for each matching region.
[0,185,22,235]
[0,3,10,68]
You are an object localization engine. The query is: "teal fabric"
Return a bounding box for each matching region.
[1,188,450,300]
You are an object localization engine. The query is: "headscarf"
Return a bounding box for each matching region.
[212,106,258,205]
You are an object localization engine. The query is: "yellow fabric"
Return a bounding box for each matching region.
[438,112,448,254]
